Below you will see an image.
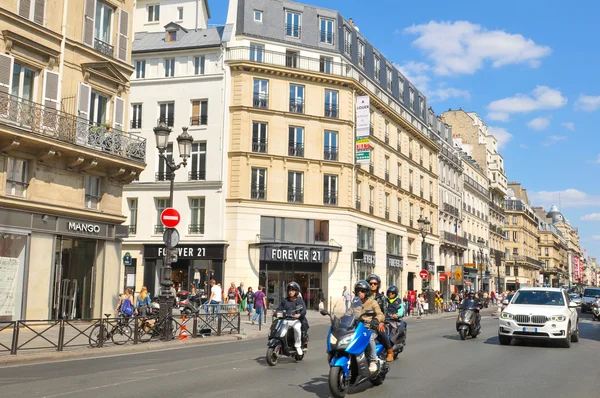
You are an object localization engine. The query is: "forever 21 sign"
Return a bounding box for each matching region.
[262,247,328,263]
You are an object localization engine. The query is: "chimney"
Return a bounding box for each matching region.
[349,18,354,26]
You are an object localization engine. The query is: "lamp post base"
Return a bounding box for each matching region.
[159,292,174,341]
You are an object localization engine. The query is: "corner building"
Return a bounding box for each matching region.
[224,0,441,309]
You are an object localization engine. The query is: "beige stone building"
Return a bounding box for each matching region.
[534,206,569,287]
[553,216,584,288]
[0,0,144,320]
[503,182,542,290]
[224,0,440,308]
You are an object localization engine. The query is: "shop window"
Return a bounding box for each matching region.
[189,197,205,234]
[0,233,28,321]
[357,225,374,251]
[84,175,101,209]
[5,157,28,197]
[386,233,401,256]
[315,220,329,242]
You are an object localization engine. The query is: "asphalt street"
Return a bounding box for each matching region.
[1,310,599,398]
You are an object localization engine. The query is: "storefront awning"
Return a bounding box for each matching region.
[249,241,342,251]
[250,241,343,264]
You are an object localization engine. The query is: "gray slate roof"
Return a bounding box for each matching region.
[133,24,233,53]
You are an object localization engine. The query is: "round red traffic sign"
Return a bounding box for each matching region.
[439,273,447,281]
[419,270,429,279]
[161,208,180,228]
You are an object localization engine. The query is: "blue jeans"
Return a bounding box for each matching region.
[253,306,264,322]
[193,279,199,289]
[204,300,221,314]
[345,300,350,312]
[247,303,254,314]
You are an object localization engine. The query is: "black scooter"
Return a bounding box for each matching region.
[385,317,407,359]
[456,302,481,340]
[266,309,308,366]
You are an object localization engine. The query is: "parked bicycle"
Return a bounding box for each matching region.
[89,313,133,347]
[137,314,178,342]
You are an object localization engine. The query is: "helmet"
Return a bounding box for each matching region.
[387,286,399,296]
[366,274,381,288]
[286,282,301,297]
[354,280,370,295]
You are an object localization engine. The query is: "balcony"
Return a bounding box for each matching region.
[154,225,166,234]
[94,37,114,57]
[324,105,338,118]
[285,24,301,38]
[385,170,389,182]
[253,93,268,108]
[324,147,338,161]
[188,224,205,234]
[369,162,374,174]
[0,93,146,163]
[489,224,505,236]
[190,116,208,126]
[288,143,304,157]
[288,189,304,203]
[324,193,338,206]
[251,188,266,200]
[441,231,469,248]
[441,146,460,166]
[189,171,206,181]
[355,197,361,210]
[130,120,142,129]
[155,172,174,181]
[289,99,304,114]
[489,201,505,215]
[369,201,374,214]
[252,140,268,153]
[464,175,489,198]
[319,30,335,45]
[505,255,544,269]
[443,202,460,217]
[128,225,137,235]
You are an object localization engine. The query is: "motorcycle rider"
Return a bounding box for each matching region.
[459,290,482,327]
[367,274,394,362]
[275,282,307,356]
[345,280,385,373]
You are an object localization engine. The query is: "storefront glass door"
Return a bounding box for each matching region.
[0,232,28,321]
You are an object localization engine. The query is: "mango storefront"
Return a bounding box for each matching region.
[0,206,127,321]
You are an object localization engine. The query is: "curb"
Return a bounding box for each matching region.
[0,333,248,367]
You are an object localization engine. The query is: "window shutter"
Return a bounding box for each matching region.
[0,54,14,116]
[33,0,45,25]
[76,83,91,144]
[42,70,60,110]
[18,0,31,19]
[118,10,130,62]
[83,0,95,47]
[113,96,124,129]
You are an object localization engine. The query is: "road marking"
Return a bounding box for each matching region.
[131,368,158,374]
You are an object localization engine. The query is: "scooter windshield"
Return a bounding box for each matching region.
[334,315,356,331]
[459,299,480,310]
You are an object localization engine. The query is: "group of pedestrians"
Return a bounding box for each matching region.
[114,286,154,317]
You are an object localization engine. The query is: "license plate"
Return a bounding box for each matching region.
[523,327,538,332]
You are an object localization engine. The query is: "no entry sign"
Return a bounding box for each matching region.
[419,270,429,279]
[161,208,180,228]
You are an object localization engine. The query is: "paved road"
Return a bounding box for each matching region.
[1,310,599,398]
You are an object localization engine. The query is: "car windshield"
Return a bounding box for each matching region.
[512,290,565,306]
[583,288,600,297]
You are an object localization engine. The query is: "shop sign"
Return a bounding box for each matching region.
[123,252,132,266]
[68,222,101,234]
[361,252,376,266]
[262,247,328,263]
[387,256,403,269]
[356,137,371,163]
[146,244,227,260]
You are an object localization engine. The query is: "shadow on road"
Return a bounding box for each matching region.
[298,376,330,398]
[485,334,570,349]
[442,334,463,341]
[578,314,600,342]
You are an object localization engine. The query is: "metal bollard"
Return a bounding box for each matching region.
[133,316,139,344]
[217,313,222,336]
[10,321,19,355]
[98,320,105,348]
[192,314,198,337]
[57,320,65,351]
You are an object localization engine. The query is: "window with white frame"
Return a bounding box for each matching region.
[252,122,268,153]
[386,67,392,90]
[358,40,365,67]
[288,126,304,157]
[189,198,205,234]
[164,58,175,77]
[285,10,301,38]
[131,104,142,129]
[194,55,205,75]
[147,4,160,22]
[191,100,208,126]
[159,102,175,126]
[399,78,404,98]
[95,1,113,45]
[251,167,267,200]
[320,18,334,44]
[374,54,380,80]
[89,91,109,125]
[287,171,304,203]
[5,157,28,197]
[155,198,168,232]
[254,10,263,22]
[135,60,146,79]
[250,43,264,62]
[177,7,184,21]
[323,174,338,205]
[344,28,352,55]
[319,56,333,74]
[128,198,138,234]
[11,62,35,102]
[84,175,101,209]
[190,142,206,180]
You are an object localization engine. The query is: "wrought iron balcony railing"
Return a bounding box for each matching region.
[319,30,335,44]
[441,231,469,248]
[443,202,460,217]
[188,224,205,234]
[128,225,137,234]
[154,225,166,234]
[189,171,206,181]
[324,146,338,161]
[155,172,174,181]
[252,140,268,153]
[288,189,304,203]
[285,24,302,38]
[324,193,338,206]
[355,196,361,210]
[289,99,304,113]
[130,119,142,129]
[324,104,338,118]
[157,117,174,127]
[190,116,208,126]
[253,93,268,108]
[288,143,304,157]
[251,188,266,200]
[94,37,114,57]
[0,93,146,162]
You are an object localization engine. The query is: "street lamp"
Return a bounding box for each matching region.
[477,237,485,292]
[418,216,431,291]
[154,121,193,339]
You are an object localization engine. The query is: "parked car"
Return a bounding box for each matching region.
[581,287,600,313]
[569,294,582,307]
[498,287,579,347]
[500,294,514,312]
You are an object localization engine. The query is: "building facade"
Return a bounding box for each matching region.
[223,0,441,309]
[0,0,145,321]
[535,206,569,287]
[503,182,542,291]
[122,1,231,297]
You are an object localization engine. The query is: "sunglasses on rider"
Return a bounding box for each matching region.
[355,289,367,294]
[369,282,378,286]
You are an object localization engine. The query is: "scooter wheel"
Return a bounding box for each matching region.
[459,329,467,340]
[328,367,349,398]
[266,346,280,366]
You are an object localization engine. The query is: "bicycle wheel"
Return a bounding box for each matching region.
[89,324,108,347]
[112,324,133,345]
[138,319,154,342]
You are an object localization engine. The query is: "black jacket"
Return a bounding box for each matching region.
[277,297,309,330]
[385,298,402,317]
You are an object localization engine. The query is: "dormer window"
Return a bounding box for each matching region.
[168,31,176,42]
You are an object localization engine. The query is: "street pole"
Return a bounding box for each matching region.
[497,254,501,293]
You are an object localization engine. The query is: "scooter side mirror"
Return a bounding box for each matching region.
[320,309,329,316]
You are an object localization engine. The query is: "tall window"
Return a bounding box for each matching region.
[386,67,392,90]
[89,91,108,125]
[288,126,304,157]
[397,163,402,187]
[320,18,334,44]
[409,137,413,158]
[156,143,173,181]
[324,89,338,118]
[285,11,301,38]
[95,1,113,45]
[5,157,28,197]
[84,175,101,209]
[194,56,205,75]
[128,198,138,234]
[11,63,35,102]
[251,168,267,200]
[385,156,390,180]
[409,88,415,108]
[385,193,390,218]
[285,50,299,68]
[410,202,414,226]
[164,58,175,77]
[191,100,208,126]
[287,171,304,203]
[409,169,414,191]
[387,233,401,255]
[190,142,206,180]
[397,198,402,223]
[159,102,175,126]
[324,130,338,161]
[135,60,146,79]
[289,84,304,113]
[253,78,268,108]
[357,225,374,251]
[399,78,404,98]
[189,198,205,234]
[320,56,333,74]
[344,28,352,55]
[324,175,338,205]
[131,104,142,128]
[147,4,160,22]
[374,55,380,80]
[155,198,167,233]
[250,43,264,62]
[252,122,268,153]
[177,6,184,20]
[369,186,374,214]
[358,40,365,67]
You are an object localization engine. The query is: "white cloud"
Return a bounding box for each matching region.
[488,86,568,116]
[487,112,510,122]
[429,87,471,102]
[590,154,600,164]
[527,117,551,131]
[591,236,600,241]
[542,135,567,146]
[520,144,528,149]
[396,62,470,102]
[529,189,600,208]
[404,21,551,76]
[488,126,513,150]
[581,213,600,221]
[574,95,600,112]
[561,122,575,131]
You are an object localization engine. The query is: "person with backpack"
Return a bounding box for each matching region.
[115,288,135,317]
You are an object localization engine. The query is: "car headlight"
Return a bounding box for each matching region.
[329,335,337,345]
[338,336,352,346]
[500,312,514,320]
[549,315,566,322]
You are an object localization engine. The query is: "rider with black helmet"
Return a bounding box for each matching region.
[367,274,394,362]
[275,282,308,356]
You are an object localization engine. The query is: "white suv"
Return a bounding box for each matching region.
[498,287,579,347]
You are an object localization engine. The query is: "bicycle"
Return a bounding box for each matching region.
[89,313,133,347]
[137,314,178,342]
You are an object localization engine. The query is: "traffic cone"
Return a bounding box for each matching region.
[178,315,190,340]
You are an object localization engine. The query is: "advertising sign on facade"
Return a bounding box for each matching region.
[261,246,328,263]
[356,137,371,163]
[355,96,371,164]
[451,265,463,285]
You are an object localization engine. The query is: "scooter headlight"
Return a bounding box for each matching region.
[338,335,352,347]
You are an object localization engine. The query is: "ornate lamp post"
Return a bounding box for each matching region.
[477,237,485,292]
[154,121,193,339]
[418,216,431,291]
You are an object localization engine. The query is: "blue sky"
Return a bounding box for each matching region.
[210,0,600,259]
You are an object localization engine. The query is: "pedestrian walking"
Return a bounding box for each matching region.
[238,282,246,312]
[135,286,152,316]
[342,286,351,312]
[252,285,267,324]
[205,279,222,313]
[246,287,255,318]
